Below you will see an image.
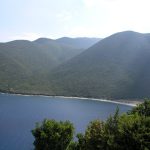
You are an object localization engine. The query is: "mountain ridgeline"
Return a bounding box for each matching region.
[0,31,150,99]
[56,37,100,49]
[49,31,150,99]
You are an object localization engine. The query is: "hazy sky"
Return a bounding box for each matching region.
[1,0,150,41]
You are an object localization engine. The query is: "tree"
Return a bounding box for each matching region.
[84,120,106,150]
[129,100,150,117]
[31,100,150,150]
[32,119,74,150]
[118,113,150,150]
[104,107,121,150]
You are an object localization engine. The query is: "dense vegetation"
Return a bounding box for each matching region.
[32,100,150,150]
[1,31,150,100]
[32,120,74,150]
[48,31,150,99]
[0,37,99,94]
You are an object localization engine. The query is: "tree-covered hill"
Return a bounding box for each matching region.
[1,31,150,100]
[49,31,150,99]
[34,38,85,63]
[0,37,99,94]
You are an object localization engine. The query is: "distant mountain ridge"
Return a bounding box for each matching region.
[56,37,101,49]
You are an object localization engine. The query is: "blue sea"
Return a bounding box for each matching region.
[0,93,132,150]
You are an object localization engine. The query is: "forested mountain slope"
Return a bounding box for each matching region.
[49,31,150,99]
[0,37,92,93]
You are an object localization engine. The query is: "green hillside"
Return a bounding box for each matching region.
[1,31,150,100]
[0,40,50,93]
[0,37,100,94]
[49,31,150,99]
[34,38,84,63]
[0,38,85,94]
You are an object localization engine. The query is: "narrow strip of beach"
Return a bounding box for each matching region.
[0,92,142,107]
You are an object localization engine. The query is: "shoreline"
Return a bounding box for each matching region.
[0,92,142,107]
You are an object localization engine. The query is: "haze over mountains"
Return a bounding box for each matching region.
[56,37,100,49]
[0,31,150,100]
[50,31,150,99]
[0,37,100,93]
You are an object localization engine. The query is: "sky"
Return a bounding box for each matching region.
[1,0,150,42]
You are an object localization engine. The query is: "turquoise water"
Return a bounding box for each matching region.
[0,93,132,150]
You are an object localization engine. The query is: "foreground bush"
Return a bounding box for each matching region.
[32,100,150,150]
[32,119,74,150]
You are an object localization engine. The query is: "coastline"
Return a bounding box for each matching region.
[0,92,142,107]
[53,96,142,107]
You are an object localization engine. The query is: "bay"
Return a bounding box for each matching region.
[0,93,132,150]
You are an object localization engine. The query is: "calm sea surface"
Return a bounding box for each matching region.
[0,93,132,150]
